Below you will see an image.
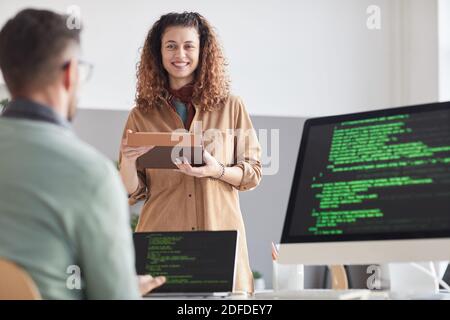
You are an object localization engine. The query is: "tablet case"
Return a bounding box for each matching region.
[126,131,205,169]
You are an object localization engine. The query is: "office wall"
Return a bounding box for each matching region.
[393,0,439,105]
[439,0,450,101]
[0,0,442,117]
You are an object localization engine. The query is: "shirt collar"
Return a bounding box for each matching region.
[1,98,72,129]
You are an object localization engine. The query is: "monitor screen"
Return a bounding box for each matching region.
[133,231,237,293]
[282,102,450,243]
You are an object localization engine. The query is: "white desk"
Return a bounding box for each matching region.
[144,289,450,300]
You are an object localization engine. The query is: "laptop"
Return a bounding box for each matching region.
[133,230,238,297]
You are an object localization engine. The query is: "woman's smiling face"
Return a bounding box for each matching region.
[161,26,200,89]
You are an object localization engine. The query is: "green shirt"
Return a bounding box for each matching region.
[173,99,188,124]
[0,116,140,299]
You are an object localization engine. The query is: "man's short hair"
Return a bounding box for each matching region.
[0,9,81,95]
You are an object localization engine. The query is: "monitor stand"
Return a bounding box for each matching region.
[386,261,448,299]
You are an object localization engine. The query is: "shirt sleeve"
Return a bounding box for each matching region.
[118,109,148,205]
[232,97,262,191]
[76,161,141,300]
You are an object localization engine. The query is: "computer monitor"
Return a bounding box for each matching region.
[279,101,450,266]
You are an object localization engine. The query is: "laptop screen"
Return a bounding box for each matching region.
[133,231,238,293]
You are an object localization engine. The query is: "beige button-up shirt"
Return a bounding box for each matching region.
[119,95,262,293]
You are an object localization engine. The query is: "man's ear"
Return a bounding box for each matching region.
[62,59,77,91]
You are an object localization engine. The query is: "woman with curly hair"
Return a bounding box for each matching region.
[119,12,262,294]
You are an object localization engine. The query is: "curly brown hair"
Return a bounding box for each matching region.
[135,12,230,112]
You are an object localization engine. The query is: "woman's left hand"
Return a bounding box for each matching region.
[174,150,222,178]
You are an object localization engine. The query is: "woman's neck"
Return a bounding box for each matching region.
[169,76,194,91]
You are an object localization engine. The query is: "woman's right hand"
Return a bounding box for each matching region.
[121,129,154,163]
[120,130,154,194]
